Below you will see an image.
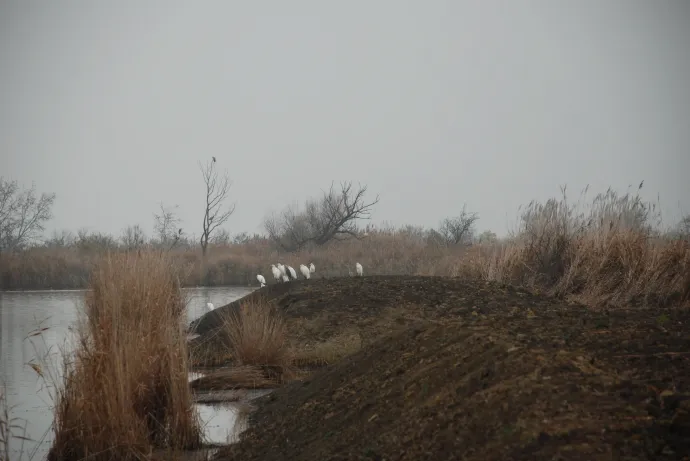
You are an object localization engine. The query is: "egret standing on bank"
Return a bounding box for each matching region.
[206,302,215,311]
[355,262,363,277]
[309,262,315,274]
[271,264,281,283]
[286,265,297,280]
[299,264,311,279]
[257,274,266,287]
[277,263,289,282]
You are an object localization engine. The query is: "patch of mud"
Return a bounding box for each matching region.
[219,322,690,460]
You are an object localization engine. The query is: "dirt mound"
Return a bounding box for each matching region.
[217,321,689,460]
[190,276,567,339]
[198,277,690,460]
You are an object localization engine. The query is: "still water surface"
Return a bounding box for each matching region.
[0,286,255,461]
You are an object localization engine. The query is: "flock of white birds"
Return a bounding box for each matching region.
[256,261,362,288]
[204,262,364,312]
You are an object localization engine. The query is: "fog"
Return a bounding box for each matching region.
[1,0,689,238]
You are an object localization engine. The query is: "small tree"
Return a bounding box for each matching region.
[153,202,183,248]
[198,159,235,282]
[264,181,379,251]
[478,230,497,244]
[76,228,118,252]
[0,178,55,252]
[438,205,479,245]
[121,224,147,250]
[45,230,76,248]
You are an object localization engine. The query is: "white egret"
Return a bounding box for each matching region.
[271,264,281,282]
[286,265,297,280]
[206,302,215,311]
[355,262,363,277]
[277,263,287,277]
[257,274,266,287]
[309,262,315,273]
[299,264,311,279]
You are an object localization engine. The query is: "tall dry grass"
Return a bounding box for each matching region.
[460,187,690,307]
[2,186,688,308]
[189,298,294,389]
[220,298,291,368]
[0,226,466,289]
[48,252,201,461]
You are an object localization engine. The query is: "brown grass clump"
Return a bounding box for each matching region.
[188,331,235,368]
[207,298,295,388]
[48,252,202,461]
[469,187,690,307]
[221,298,291,368]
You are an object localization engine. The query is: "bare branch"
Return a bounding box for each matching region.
[153,202,183,249]
[0,178,55,251]
[438,205,479,245]
[198,159,236,255]
[264,181,379,251]
[120,224,147,250]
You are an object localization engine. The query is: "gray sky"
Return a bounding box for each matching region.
[1,1,689,239]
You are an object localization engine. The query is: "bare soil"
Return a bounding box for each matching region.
[189,276,690,461]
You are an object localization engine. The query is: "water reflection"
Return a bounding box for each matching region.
[0,286,254,461]
[196,389,273,445]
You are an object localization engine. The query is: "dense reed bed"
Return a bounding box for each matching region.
[2,187,688,308]
[48,252,202,461]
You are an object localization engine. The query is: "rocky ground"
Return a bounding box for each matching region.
[189,276,690,460]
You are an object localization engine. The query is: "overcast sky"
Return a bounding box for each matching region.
[1,1,689,239]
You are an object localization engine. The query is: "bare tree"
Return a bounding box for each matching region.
[153,202,183,248]
[76,228,117,251]
[44,230,76,248]
[438,205,479,245]
[121,224,147,250]
[199,159,235,280]
[264,181,379,251]
[0,178,55,252]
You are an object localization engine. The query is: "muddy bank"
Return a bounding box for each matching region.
[192,276,690,460]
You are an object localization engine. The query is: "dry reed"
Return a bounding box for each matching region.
[48,252,201,461]
[2,186,688,308]
[220,298,292,370]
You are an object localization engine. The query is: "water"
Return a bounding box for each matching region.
[196,389,273,445]
[0,286,255,461]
